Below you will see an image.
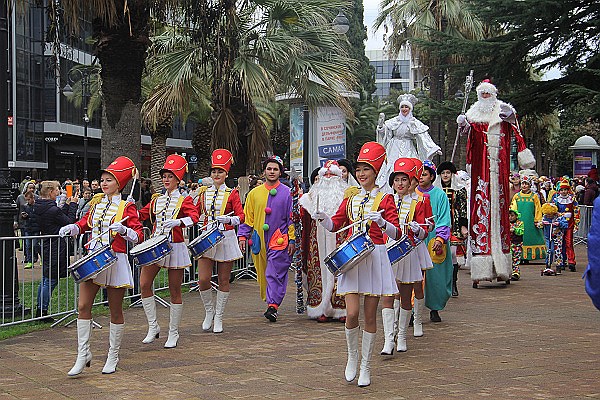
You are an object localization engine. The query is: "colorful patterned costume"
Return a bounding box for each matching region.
[511,191,546,261]
[551,191,579,268]
[509,218,524,278]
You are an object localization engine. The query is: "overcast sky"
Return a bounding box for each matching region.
[363,0,385,51]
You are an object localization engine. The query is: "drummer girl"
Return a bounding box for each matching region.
[138,154,199,348]
[59,156,144,376]
[314,141,400,387]
[380,158,432,356]
[196,149,244,333]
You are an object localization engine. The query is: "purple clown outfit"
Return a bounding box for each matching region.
[238,181,296,310]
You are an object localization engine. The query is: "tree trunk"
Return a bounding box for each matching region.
[94,0,149,174]
[192,121,212,178]
[150,132,167,191]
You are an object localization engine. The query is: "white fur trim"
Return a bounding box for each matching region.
[518,148,536,170]
[476,81,497,95]
[318,164,342,177]
[466,100,502,125]
[399,100,413,110]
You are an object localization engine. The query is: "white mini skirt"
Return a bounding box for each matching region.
[202,230,243,262]
[337,244,399,296]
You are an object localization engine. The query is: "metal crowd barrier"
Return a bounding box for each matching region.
[575,205,593,246]
[1,224,257,328]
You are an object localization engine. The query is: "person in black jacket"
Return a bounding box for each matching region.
[21,191,41,269]
[34,180,78,319]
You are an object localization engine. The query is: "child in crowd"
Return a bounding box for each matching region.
[541,203,567,276]
[508,209,524,281]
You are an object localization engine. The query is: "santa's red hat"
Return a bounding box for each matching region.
[100,156,136,190]
[160,154,188,182]
[211,149,233,173]
[356,142,386,174]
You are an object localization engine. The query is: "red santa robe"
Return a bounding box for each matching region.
[465,101,535,281]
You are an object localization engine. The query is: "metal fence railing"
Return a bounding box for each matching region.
[1,225,256,328]
[575,205,593,247]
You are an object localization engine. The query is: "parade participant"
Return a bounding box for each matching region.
[338,158,359,187]
[584,195,600,310]
[434,161,468,297]
[509,173,522,200]
[508,209,524,280]
[59,156,143,375]
[541,203,565,275]
[375,94,441,192]
[196,149,245,333]
[138,154,199,348]
[415,160,452,322]
[315,142,400,387]
[380,158,432,355]
[299,160,348,322]
[551,180,579,271]
[511,175,546,262]
[238,155,296,322]
[457,79,535,283]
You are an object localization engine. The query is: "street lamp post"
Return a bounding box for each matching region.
[63,67,91,180]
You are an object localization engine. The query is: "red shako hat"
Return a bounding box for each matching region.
[211,149,233,173]
[100,156,136,190]
[160,154,188,182]
[356,142,386,174]
[389,157,418,188]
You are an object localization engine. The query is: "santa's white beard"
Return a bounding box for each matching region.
[473,96,498,115]
[299,176,348,217]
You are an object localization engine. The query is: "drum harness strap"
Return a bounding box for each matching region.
[397,195,418,236]
[346,191,385,235]
[151,194,185,238]
[87,195,126,246]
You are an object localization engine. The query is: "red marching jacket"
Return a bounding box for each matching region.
[196,186,245,231]
[138,194,199,243]
[76,200,143,254]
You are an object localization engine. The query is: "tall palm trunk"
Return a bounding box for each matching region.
[149,114,172,191]
[192,121,212,178]
[94,0,150,171]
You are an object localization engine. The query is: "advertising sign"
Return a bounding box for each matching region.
[574,150,593,176]
[316,106,346,165]
[289,104,304,176]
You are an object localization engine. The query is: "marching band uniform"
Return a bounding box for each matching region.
[317,142,400,387]
[196,149,244,333]
[138,154,199,348]
[381,157,432,355]
[61,156,143,376]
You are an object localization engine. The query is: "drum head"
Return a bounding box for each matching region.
[131,235,168,254]
[69,244,112,270]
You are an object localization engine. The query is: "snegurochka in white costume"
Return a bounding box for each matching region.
[196,149,245,333]
[375,93,441,192]
[380,157,433,356]
[60,156,144,376]
[315,142,400,387]
[138,154,199,348]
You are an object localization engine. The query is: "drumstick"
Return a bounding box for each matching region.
[316,194,320,214]
[333,210,384,235]
[85,216,130,248]
[202,211,234,229]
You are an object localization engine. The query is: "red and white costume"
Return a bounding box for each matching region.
[197,150,244,262]
[460,80,535,281]
[72,156,143,288]
[139,155,199,268]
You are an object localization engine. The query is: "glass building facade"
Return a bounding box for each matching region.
[366,49,417,98]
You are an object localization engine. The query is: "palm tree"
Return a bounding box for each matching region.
[374,0,487,160]
[141,0,357,175]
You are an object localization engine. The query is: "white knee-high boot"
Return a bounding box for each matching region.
[357,331,376,387]
[380,308,395,355]
[393,298,400,337]
[141,297,160,344]
[413,297,424,337]
[164,303,183,348]
[397,308,411,352]
[102,323,124,374]
[213,290,229,333]
[67,319,92,376]
[199,289,215,332]
[344,326,360,382]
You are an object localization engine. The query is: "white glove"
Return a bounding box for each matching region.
[163,219,181,229]
[366,211,385,228]
[313,211,329,221]
[456,114,467,126]
[314,211,333,231]
[499,104,515,122]
[408,221,421,234]
[126,195,135,204]
[59,224,78,237]
[216,215,231,225]
[109,221,127,235]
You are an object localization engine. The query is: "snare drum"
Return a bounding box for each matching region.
[68,245,117,283]
[324,232,375,277]
[130,235,172,267]
[188,225,225,259]
[387,235,419,265]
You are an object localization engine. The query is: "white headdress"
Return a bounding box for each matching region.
[397,93,418,111]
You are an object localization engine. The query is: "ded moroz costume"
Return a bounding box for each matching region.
[138,154,200,348]
[196,149,245,333]
[60,156,144,376]
[457,79,536,283]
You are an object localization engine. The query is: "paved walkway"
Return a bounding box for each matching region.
[1,246,599,399]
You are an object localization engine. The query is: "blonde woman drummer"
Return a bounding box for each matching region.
[381,158,433,356]
[314,141,400,387]
[59,156,144,376]
[138,154,199,348]
[195,149,244,333]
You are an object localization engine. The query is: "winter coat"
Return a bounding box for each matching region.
[34,199,77,279]
[583,182,599,206]
[21,203,41,235]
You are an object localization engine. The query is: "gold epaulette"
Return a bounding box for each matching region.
[88,193,104,207]
[344,186,360,199]
[151,193,161,201]
[198,186,208,195]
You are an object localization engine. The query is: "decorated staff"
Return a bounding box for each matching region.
[195,149,245,333]
[290,168,305,314]
[138,154,199,348]
[60,156,143,376]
